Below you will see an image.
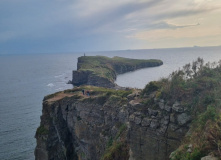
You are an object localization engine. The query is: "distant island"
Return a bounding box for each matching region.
[71,56,163,88]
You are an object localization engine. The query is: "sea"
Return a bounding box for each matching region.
[0,46,221,160]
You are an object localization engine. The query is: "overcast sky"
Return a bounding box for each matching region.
[0,0,221,54]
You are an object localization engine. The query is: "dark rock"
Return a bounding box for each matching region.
[177,113,191,125]
[172,102,184,113]
[148,108,158,116]
[67,80,72,84]
[150,119,160,129]
[164,105,172,112]
[141,118,151,127]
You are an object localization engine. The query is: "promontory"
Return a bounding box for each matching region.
[71,56,163,88]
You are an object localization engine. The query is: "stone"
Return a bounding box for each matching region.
[158,125,167,134]
[148,108,158,116]
[141,118,151,127]
[201,156,219,160]
[133,112,141,116]
[158,102,164,109]
[161,119,169,125]
[129,114,135,122]
[187,148,192,153]
[177,113,191,125]
[164,115,170,120]
[170,114,176,123]
[129,100,143,108]
[67,80,72,84]
[150,119,160,129]
[134,117,142,125]
[164,105,172,112]
[188,144,192,148]
[172,102,184,113]
[127,93,136,100]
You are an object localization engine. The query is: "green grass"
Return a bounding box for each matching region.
[101,142,129,160]
[43,91,62,101]
[76,85,133,97]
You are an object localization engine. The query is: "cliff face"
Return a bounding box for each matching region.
[35,87,191,160]
[72,70,116,88]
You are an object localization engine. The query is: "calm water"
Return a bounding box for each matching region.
[0,46,221,160]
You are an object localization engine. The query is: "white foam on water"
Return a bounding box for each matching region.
[54,74,64,78]
[47,83,54,87]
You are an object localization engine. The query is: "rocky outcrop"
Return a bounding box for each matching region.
[72,70,116,88]
[35,88,191,160]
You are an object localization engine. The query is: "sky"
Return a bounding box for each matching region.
[0,0,221,54]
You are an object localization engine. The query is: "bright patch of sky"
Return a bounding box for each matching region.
[0,0,221,54]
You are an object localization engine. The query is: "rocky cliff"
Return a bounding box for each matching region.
[35,86,191,160]
[72,56,163,88]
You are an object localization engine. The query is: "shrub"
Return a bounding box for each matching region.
[142,81,160,95]
[101,142,129,160]
[196,105,218,128]
[36,125,49,136]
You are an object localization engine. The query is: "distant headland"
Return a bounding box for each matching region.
[71,56,163,88]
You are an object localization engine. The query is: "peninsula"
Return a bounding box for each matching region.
[71,56,163,88]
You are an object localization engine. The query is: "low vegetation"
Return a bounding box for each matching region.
[101,123,129,160]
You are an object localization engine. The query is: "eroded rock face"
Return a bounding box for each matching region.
[72,70,116,88]
[35,93,192,160]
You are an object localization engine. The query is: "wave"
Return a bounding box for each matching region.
[54,74,64,78]
[47,83,54,87]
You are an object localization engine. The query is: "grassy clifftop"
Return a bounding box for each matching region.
[72,56,163,87]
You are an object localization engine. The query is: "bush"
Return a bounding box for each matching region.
[101,142,129,160]
[142,81,160,95]
[196,105,218,128]
[36,125,49,136]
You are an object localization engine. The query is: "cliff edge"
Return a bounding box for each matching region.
[35,86,189,160]
[72,56,163,88]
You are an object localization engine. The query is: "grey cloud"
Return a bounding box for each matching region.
[76,0,165,31]
[148,21,200,30]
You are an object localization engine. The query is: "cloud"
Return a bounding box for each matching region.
[0,0,221,53]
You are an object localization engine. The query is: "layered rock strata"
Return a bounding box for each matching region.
[35,89,191,160]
